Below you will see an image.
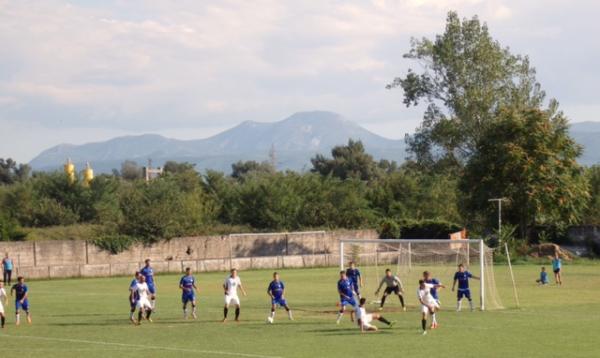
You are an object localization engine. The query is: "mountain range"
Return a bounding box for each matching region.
[28,111,600,173]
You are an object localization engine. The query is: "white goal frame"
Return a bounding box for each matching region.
[339,239,487,310]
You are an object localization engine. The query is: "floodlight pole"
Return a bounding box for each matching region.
[488,198,508,240]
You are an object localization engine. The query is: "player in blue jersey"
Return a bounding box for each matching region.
[10,276,31,325]
[179,267,198,319]
[129,271,141,323]
[336,271,356,324]
[140,259,156,310]
[345,261,363,299]
[423,271,445,328]
[552,253,562,285]
[267,272,293,323]
[536,266,549,285]
[452,264,479,311]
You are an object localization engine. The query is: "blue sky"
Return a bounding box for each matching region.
[0,0,598,162]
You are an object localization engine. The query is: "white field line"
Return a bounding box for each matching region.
[0,334,283,358]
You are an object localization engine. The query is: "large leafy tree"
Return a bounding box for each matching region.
[311,139,379,181]
[388,11,546,169]
[460,107,589,238]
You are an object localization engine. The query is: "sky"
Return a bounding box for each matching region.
[1,0,599,162]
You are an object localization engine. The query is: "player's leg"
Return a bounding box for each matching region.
[372,313,393,326]
[15,301,21,326]
[379,291,389,310]
[283,302,293,320]
[145,302,153,321]
[270,302,276,321]
[556,269,562,285]
[234,304,240,321]
[129,299,137,323]
[421,309,428,335]
[336,303,346,324]
[466,290,474,311]
[0,313,4,328]
[456,291,463,311]
[395,287,406,310]
[182,297,188,319]
[191,298,197,319]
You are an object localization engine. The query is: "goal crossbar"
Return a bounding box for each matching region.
[339,238,488,310]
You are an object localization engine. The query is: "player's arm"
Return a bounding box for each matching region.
[179,278,184,291]
[267,285,273,298]
[375,278,384,295]
[239,282,247,296]
[395,276,404,293]
[358,271,363,288]
[452,276,457,291]
[223,281,228,294]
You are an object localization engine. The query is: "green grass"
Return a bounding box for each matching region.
[0,264,598,357]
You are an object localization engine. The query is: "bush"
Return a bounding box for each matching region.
[0,214,26,241]
[93,234,136,254]
[377,218,401,239]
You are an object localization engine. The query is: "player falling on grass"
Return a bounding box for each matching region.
[267,272,293,323]
[374,268,405,311]
[345,261,363,299]
[135,275,153,324]
[336,270,356,324]
[11,276,31,326]
[356,298,394,332]
[0,281,7,328]
[452,264,479,312]
[223,268,247,323]
[179,267,198,319]
[140,259,157,311]
[129,271,141,323]
[418,279,442,335]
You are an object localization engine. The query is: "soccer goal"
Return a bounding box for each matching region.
[339,239,504,311]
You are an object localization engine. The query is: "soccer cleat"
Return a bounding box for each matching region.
[403,307,407,312]
[378,307,383,311]
[422,330,427,335]
[388,321,396,328]
[430,323,438,329]
[222,318,228,323]
[147,318,153,323]
[336,319,341,325]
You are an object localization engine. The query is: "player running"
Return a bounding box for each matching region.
[418,279,442,335]
[11,276,31,325]
[140,259,157,311]
[179,267,198,319]
[423,271,445,306]
[223,268,247,323]
[374,269,405,311]
[336,271,356,324]
[267,272,293,323]
[0,281,7,328]
[452,264,480,311]
[345,261,363,299]
[129,271,140,323]
[356,297,394,332]
[135,275,153,324]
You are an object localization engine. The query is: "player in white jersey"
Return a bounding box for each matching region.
[222,268,247,322]
[0,281,7,328]
[355,298,394,332]
[135,275,154,324]
[417,279,443,335]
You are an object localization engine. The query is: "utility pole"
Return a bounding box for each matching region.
[488,198,508,241]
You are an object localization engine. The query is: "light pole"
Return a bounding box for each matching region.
[488,198,508,241]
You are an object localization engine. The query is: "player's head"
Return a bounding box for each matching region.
[541,266,546,271]
[418,279,425,288]
[134,271,140,279]
[231,268,238,277]
[185,267,192,275]
[423,271,431,279]
[458,263,465,272]
[139,275,146,282]
[349,261,356,268]
[385,268,392,277]
[340,270,346,279]
[359,297,366,306]
[17,276,24,283]
[144,258,151,266]
[273,272,280,281]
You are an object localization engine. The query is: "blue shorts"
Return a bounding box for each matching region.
[147,283,156,294]
[272,297,288,307]
[16,299,29,312]
[130,298,138,309]
[182,292,196,304]
[340,297,356,308]
[457,289,471,300]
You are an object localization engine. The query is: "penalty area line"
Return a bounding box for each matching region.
[0,334,283,358]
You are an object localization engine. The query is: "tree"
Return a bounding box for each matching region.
[163,161,196,174]
[460,107,588,238]
[231,160,274,179]
[120,160,143,181]
[311,139,378,181]
[583,165,600,225]
[388,12,546,169]
[0,158,31,184]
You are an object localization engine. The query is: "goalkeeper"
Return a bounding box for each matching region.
[374,269,406,311]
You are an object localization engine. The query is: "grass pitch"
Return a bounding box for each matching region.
[0,263,598,357]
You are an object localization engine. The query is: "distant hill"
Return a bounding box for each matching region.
[29,111,407,173]
[570,122,600,166]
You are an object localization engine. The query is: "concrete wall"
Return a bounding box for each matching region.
[0,230,378,280]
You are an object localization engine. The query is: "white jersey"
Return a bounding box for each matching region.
[224,276,242,296]
[136,282,150,301]
[0,287,7,313]
[417,283,436,305]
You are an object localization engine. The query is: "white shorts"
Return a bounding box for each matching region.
[421,301,439,314]
[224,295,240,306]
[0,302,4,314]
[137,297,152,310]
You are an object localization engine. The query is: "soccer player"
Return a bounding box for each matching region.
[180,267,198,319]
[140,259,157,310]
[374,268,405,311]
[129,271,140,323]
[552,253,562,285]
[10,276,31,325]
[267,272,293,323]
[452,264,480,312]
[135,275,153,324]
[0,281,7,328]
[356,298,394,332]
[336,270,356,324]
[345,261,363,299]
[223,268,247,323]
[417,279,442,335]
[423,271,445,306]
[536,267,549,285]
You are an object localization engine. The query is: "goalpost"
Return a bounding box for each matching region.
[339,239,504,311]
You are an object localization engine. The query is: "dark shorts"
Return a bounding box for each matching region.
[384,286,400,295]
[16,299,29,312]
[182,291,196,304]
[553,268,560,274]
[130,297,138,309]
[457,289,471,300]
[340,297,357,308]
[272,297,288,307]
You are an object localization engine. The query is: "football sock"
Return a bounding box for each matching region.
[457,300,462,311]
[380,295,387,307]
[270,311,275,318]
[183,307,188,318]
[15,313,20,324]
[336,312,343,321]
[378,317,391,325]
[398,295,405,307]
[421,319,427,331]
[468,300,474,310]
[129,311,135,319]
[224,307,228,318]
[146,310,152,319]
[288,310,293,320]
[432,313,437,324]
[192,306,197,315]
[138,311,143,322]
[235,308,240,320]
[1,316,5,327]
[151,299,156,310]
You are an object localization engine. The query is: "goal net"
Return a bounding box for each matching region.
[339,239,503,310]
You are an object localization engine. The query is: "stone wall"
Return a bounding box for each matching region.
[0,229,377,280]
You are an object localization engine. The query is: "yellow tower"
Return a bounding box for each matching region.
[83,162,94,187]
[64,158,75,183]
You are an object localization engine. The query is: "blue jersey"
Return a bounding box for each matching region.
[345,268,361,285]
[3,258,13,270]
[540,271,549,284]
[140,266,155,285]
[337,278,354,298]
[12,283,28,300]
[425,278,440,299]
[268,280,285,298]
[180,275,196,293]
[552,258,561,271]
[454,271,473,290]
